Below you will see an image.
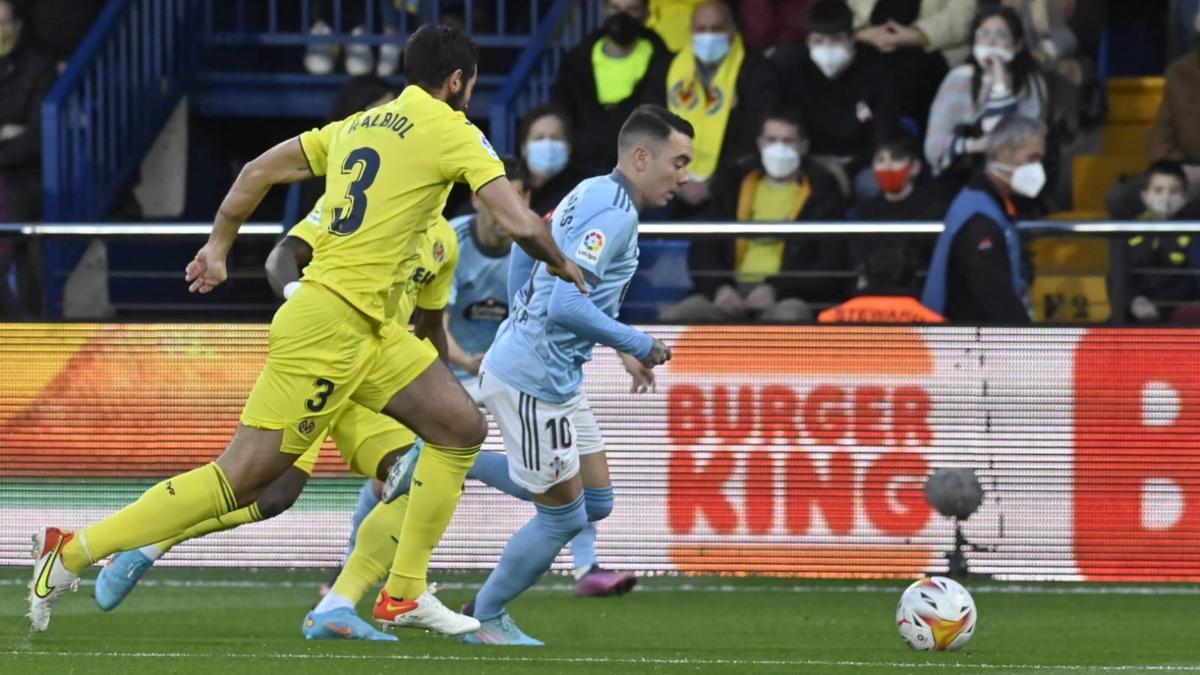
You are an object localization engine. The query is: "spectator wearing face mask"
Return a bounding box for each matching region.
[775,0,900,197]
[1126,161,1194,324]
[662,111,848,323]
[552,0,673,174]
[819,243,945,323]
[0,0,57,222]
[849,0,972,125]
[922,114,1044,324]
[518,103,591,217]
[924,6,1049,179]
[666,0,780,214]
[851,135,946,220]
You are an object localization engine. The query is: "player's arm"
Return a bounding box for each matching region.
[188,137,316,293]
[264,236,314,299]
[475,178,588,294]
[413,308,449,364]
[547,280,670,367]
[442,311,483,374]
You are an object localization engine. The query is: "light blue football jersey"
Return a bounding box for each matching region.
[484,171,641,403]
[447,214,512,381]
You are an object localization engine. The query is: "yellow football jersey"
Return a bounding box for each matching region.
[387,214,459,322]
[288,201,459,324]
[296,85,504,325]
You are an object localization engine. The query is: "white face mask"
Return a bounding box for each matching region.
[993,160,1046,198]
[809,44,853,79]
[692,32,731,65]
[761,142,801,180]
[525,138,570,177]
[973,45,1015,64]
[1146,193,1186,217]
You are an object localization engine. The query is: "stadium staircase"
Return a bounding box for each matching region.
[41,0,581,223]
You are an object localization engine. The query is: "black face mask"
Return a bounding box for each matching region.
[605,12,642,47]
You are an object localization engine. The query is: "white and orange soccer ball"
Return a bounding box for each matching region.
[896,576,977,651]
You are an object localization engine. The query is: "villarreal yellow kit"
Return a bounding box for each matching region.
[239,85,503,459]
[285,204,460,477]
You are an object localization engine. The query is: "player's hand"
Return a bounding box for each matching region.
[185,243,228,294]
[466,353,485,375]
[619,351,656,393]
[639,338,672,369]
[548,258,589,295]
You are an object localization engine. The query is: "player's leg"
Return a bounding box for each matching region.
[464,376,592,646]
[95,461,314,612]
[572,449,637,597]
[305,405,412,640]
[342,480,382,562]
[30,283,373,631]
[94,401,335,611]
[352,327,487,608]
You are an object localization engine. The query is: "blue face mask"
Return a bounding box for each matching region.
[525,138,570,177]
[692,32,731,65]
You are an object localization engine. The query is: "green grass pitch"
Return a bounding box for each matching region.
[1,568,1199,674]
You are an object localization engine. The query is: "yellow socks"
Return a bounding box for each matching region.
[61,462,237,573]
[154,503,265,554]
[384,443,479,600]
[332,495,409,604]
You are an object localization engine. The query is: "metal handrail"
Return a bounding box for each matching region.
[6,221,1200,236]
[41,0,198,222]
[487,0,600,154]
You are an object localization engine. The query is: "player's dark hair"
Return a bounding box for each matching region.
[762,107,808,140]
[618,105,694,153]
[501,154,530,186]
[403,24,479,91]
[875,134,921,163]
[806,0,853,37]
[862,243,919,291]
[518,102,574,149]
[1145,159,1187,187]
[329,76,394,121]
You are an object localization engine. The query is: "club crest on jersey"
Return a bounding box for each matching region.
[479,132,498,160]
[298,419,316,435]
[432,240,446,263]
[575,229,605,265]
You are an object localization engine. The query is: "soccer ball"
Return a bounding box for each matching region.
[896,576,977,651]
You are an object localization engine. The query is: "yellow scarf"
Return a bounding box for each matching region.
[667,34,745,180]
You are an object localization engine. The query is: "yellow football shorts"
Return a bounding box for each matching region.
[291,402,419,477]
[241,281,437,459]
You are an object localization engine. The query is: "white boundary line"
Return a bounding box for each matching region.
[3,650,1199,672]
[1,577,1198,596]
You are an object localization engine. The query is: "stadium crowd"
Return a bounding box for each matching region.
[1,0,1199,323]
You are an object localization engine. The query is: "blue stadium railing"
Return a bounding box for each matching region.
[195,0,554,118]
[487,0,600,155]
[41,0,200,222]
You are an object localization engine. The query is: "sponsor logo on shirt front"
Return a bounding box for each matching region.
[575,229,605,265]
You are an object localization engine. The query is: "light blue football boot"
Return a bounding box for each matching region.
[94,549,154,611]
[461,611,544,646]
[302,607,398,641]
[381,440,422,503]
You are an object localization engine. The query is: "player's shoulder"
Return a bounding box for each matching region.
[570,173,637,221]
